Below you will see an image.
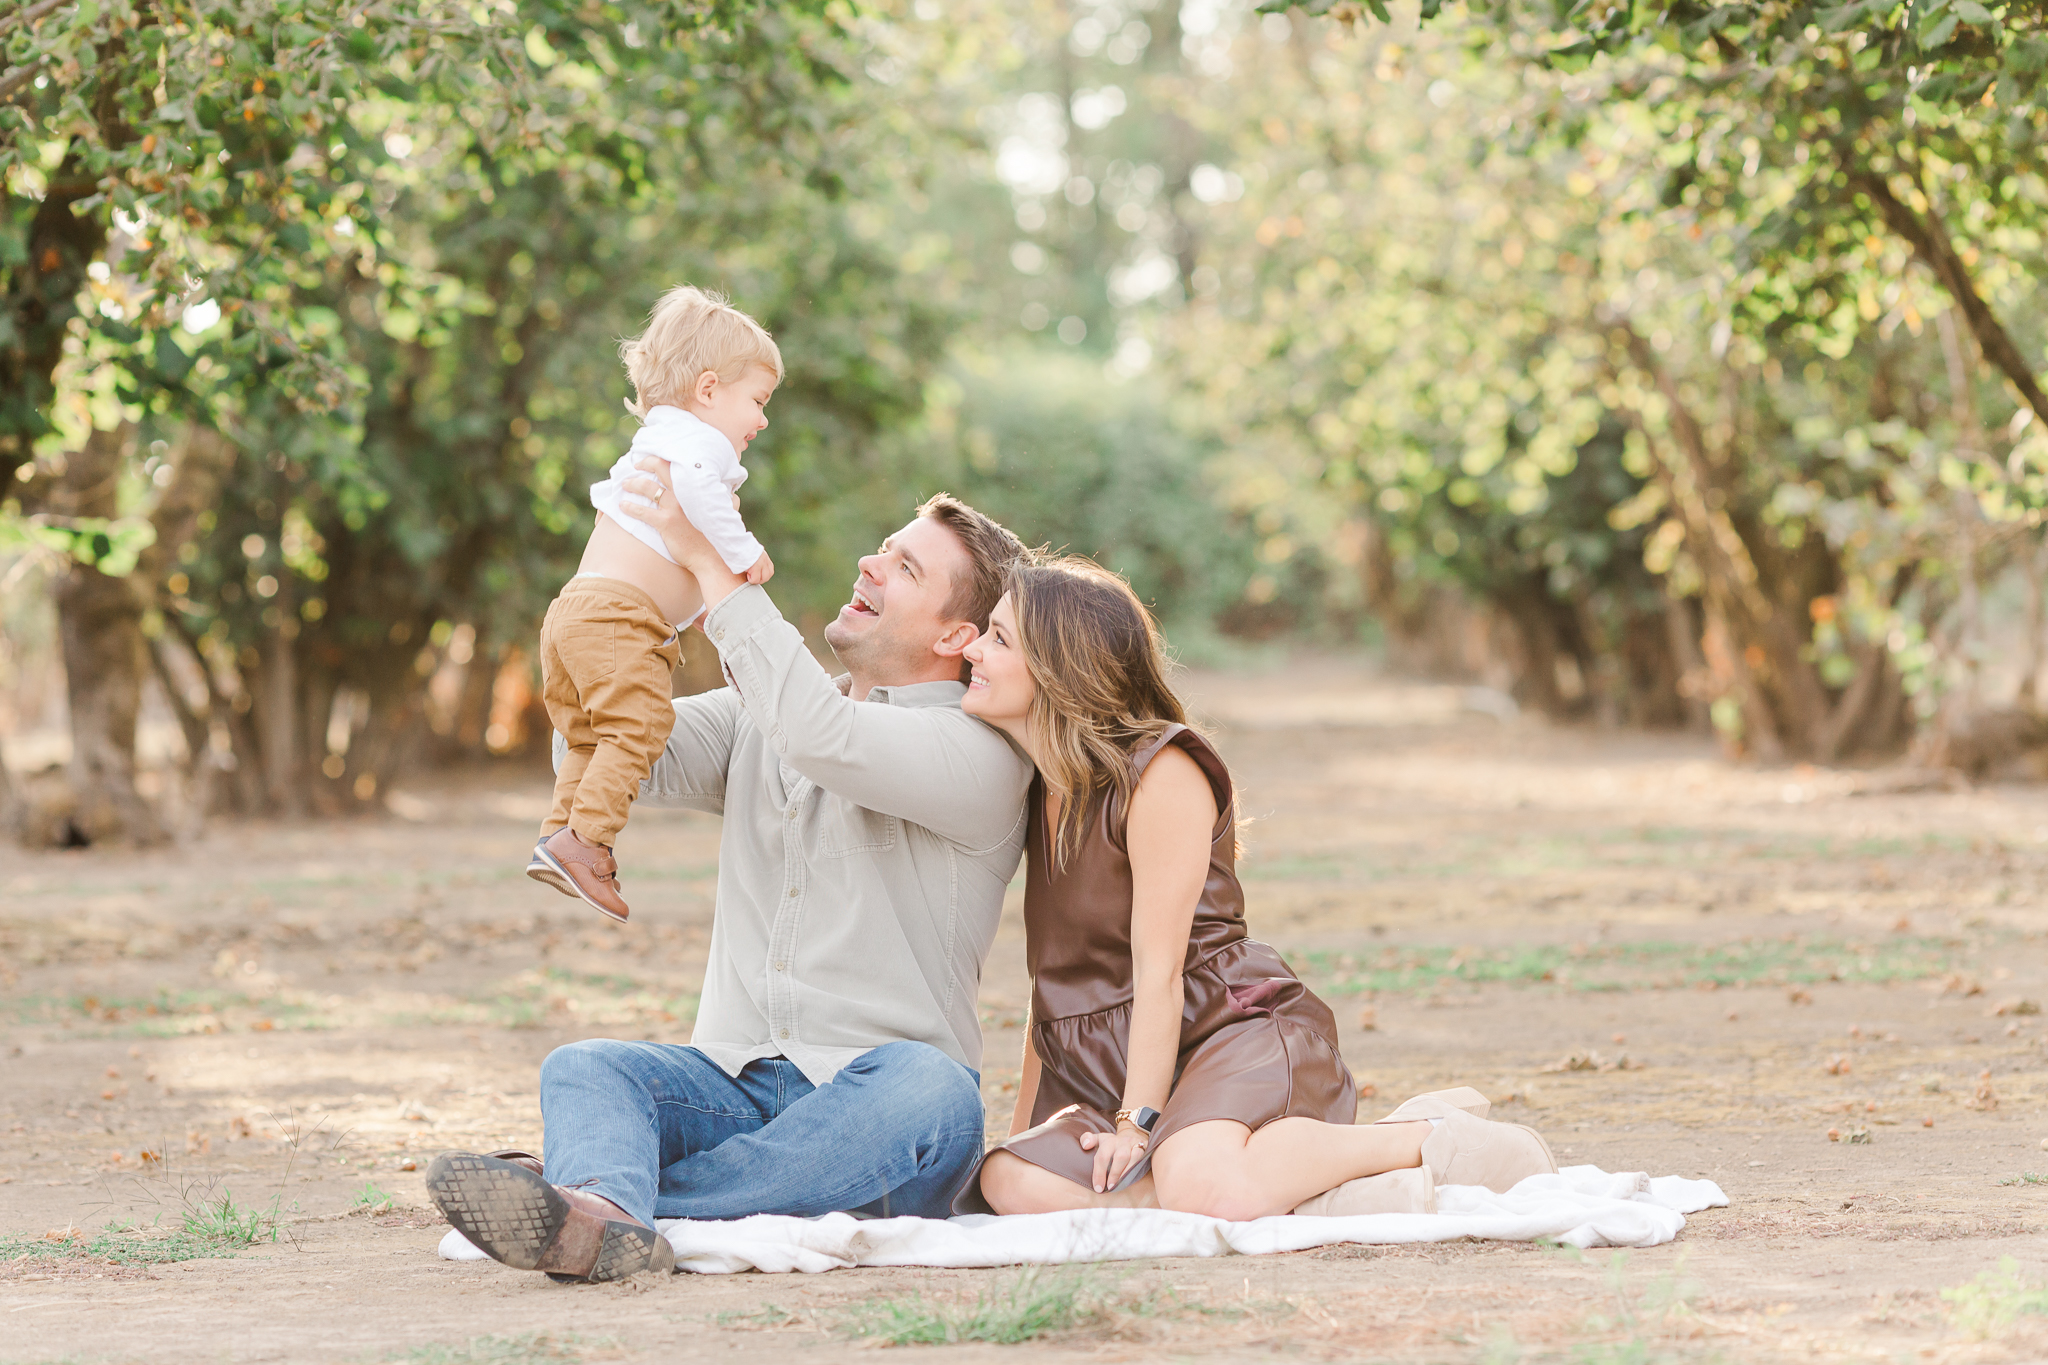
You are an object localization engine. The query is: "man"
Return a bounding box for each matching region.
[427,490,1032,1282]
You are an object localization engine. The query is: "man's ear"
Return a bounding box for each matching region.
[932,622,979,660]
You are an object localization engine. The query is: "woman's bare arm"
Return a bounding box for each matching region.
[1010,1024,1043,1137]
[1080,741,1214,1191]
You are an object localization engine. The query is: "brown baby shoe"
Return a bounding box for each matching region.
[529,827,631,922]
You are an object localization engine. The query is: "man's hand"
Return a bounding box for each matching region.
[745,550,775,586]
[618,455,747,608]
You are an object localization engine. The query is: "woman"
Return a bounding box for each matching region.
[955,557,1557,1219]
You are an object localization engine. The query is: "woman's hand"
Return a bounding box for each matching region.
[1078,1122,1148,1193]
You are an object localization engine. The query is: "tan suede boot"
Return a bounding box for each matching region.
[1396,1105,1558,1194]
[1292,1165,1437,1217]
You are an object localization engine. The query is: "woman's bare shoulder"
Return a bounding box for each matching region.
[1130,740,1216,820]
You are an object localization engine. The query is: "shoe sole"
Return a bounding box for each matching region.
[525,850,577,899]
[530,842,628,923]
[425,1152,671,1282]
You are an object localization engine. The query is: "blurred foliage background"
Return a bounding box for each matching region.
[4,0,2048,842]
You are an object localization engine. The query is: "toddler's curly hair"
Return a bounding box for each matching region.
[618,285,783,418]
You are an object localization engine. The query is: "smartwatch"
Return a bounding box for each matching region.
[1115,1106,1162,1134]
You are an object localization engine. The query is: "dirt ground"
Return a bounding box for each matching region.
[5,657,2048,1364]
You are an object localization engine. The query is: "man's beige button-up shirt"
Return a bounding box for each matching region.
[638,585,1032,1086]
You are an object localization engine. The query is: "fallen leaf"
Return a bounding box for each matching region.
[1965,1069,1999,1111]
[1827,1127,1841,1142]
[1356,1005,1377,1031]
[1824,1054,1852,1076]
[1788,988,1813,1006]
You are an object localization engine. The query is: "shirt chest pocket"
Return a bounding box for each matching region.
[820,803,899,857]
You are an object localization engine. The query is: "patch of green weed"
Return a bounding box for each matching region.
[0,1222,238,1267]
[353,1180,396,1210]
[1485,1250,1716,1364]
[1296,935,1954,996]
[376,1333,601,1365]
[5,988,334,1036]
[1943,1259,2048,1339]
[404,967,696,1031]
[839,1266,1273,1346]
[181,1188,282,1246]
[1998,1172,2048,1187]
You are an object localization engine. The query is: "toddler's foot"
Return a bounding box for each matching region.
[529,827,631,922]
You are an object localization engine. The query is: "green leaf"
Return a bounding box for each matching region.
[153,331,194,382]
[1950,0,1994,22]
[1920,11,1959,44]
[2010,37,2048,72]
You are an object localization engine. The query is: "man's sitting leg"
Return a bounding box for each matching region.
[655,1041,985,1221]
[427,1037,765,1280]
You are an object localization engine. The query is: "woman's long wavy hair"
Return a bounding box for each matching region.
[1007,557,1191,868]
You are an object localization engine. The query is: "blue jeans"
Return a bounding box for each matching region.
[536,1038,984,1227]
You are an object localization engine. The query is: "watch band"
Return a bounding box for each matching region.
[1114,1106,1162,1134]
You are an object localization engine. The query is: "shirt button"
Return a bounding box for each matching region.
[779,1029,790,1039]
[774,961,786,971]
[788,888,799,898]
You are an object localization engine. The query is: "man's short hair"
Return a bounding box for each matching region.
[916,492,1028,634]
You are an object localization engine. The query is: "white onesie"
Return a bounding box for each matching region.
[588,405,764,578]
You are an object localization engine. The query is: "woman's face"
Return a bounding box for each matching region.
[961,593,1034,725]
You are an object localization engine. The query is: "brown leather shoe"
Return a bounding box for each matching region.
[426,1151,672,1282]
[530,827,631,923]
[483,1149,544,1177]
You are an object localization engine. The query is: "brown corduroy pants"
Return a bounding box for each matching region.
[538,577,682,849]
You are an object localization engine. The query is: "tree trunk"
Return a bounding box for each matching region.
[0,150,108,502]
[258,579,304,816]
[47,427,162,845]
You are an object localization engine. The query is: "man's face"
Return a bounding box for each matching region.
[824,515,974,680]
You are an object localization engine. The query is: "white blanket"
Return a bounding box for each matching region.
[437,1165,1727,1274]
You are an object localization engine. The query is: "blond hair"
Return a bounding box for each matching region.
[1006,557,1194,869]
[618,285,783,417]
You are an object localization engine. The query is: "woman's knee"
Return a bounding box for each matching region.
[978,1152,1072,1215]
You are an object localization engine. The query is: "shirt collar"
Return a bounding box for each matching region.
[833,675,968,709]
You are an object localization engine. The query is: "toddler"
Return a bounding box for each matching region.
[525,285,777,921]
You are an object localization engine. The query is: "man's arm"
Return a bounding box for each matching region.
[703,586,1029,851]
[556,686,740,815]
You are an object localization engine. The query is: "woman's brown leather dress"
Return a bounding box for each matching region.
[955,725,1356,1211]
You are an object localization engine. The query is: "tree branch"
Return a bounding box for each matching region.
[0,61,42,102]
[1850,167,2048,430]
[0,0,68,41]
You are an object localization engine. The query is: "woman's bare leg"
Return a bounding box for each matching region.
[1150,1118,1430,1221]
[978,1150,1161,1214]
